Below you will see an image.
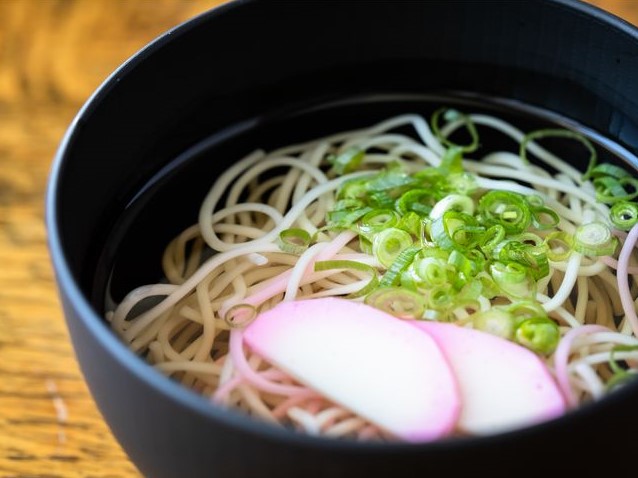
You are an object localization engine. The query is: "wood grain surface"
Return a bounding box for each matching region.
[0,1,635,477]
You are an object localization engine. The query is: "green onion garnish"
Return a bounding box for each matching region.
[358,209,400,237]
[606,345,638,390]
[471,308,515,340]
[372,228,414,268]
[543,231,574,262]
[431,108,479,153]
[278,228,312,254]
[610,201,638,231]
[593,176,638,203]
[395,189,436,216]
[313,260,379,298]
[573,222,618,256]
[364,287,426,320]
[520,128,597,180]
[478,190,531,234]
[329,147,365,175]
[430,210,483,251]
[490,261,535,299]
[379,246,421,288]
[514,317,560,355]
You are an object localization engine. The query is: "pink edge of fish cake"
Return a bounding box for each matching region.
[243,297,461,442]
[411,321,566,435]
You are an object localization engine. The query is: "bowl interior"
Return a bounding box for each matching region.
[96,91,636,311]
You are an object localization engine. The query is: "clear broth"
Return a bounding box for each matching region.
[94,92,638,312]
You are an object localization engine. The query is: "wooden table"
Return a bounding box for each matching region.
[0,1,635,477]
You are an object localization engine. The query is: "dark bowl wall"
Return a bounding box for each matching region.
[48,1,638,476]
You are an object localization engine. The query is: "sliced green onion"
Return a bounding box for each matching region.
[463,249,487,276]
[427,284,455,311]
[366,163,416,192]
[606,345,638,390]
[358,209,400,237]
[430,211,482,251]
[454,278,483,304]
[372,228,414,268]
[525,194,545,208]
[446,172,479,195]
[329,147,365,175]
[478,190,531,234]
[432,108,479,153]
[410,256,449,287]
[399,269,419,291]
[395,189,436,216]
[476,271,500,299]
[490,261,535,299]
[520,128,597,180]
[574,222,618,256]
[511,232,544,247]
[514,317,559,354]
[429,194,475,220]
[419,246,450,261]
[314,259,379,298]
[337,177,368,200]
[448,249,474,277]
[365,287,426,319]
[395,211,424,237]
[277,228,312,254]
[413,167,444,185]
[610,201,638,231]
[379,246,421,287]
[544,231,573,261]
[437,145,465,174]
[594,176,638,203]
[471,308,515,339]
[326,206,373,230]
[479,225,506,254]
[367,190,397,209]
[358,235,373,255]
[498,241,549,280]
[505,301,548,325]
[531,206,560,230]
[332,198,366,211]
[589,163,631,179]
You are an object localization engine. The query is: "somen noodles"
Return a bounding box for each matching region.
[107,109,638,441]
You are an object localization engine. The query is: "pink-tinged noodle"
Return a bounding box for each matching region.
[553,325,610,407]
[616,223,638,336]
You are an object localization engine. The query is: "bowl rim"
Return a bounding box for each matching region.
[45,0,638,452]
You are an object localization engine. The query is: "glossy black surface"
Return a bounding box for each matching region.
[47,1,638,476]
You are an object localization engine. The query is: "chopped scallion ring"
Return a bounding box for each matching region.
[431,108,479,153]
[478,190,531,234]
[430,194,475,220]
[313,260,379,298]
[574,222,618,256]
[329,147,365,175]
[610,201,638,231]
[372,228,414,268]
[520,128,597,180]
[278,228,312,254]
[514,317,559,355]
[365,287,426,319]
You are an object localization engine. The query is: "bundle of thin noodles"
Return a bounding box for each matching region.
[108,109,638,441]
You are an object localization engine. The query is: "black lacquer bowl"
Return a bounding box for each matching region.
[47,1,638,476]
